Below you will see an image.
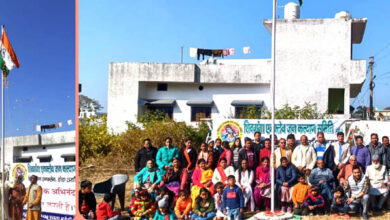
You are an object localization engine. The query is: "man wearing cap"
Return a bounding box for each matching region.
[23,175,42,220]
[365,154,388,214]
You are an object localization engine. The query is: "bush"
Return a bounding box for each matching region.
[79,115,119,162]
[79,112,209,166]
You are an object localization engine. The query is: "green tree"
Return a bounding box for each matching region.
[79,115,119,162]
[239,102,329,119]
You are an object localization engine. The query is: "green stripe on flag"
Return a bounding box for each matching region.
[0,57,9,77]
[299,0,303,6]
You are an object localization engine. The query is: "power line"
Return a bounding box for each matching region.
[376,71,390,78]
[374,40,390,57]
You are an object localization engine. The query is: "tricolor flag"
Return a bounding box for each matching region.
[0,26,20,77]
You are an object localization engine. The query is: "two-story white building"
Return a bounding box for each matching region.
[107,5,367,133]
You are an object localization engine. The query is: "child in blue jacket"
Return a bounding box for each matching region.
[303,185,325,216]
[222,175,245,220]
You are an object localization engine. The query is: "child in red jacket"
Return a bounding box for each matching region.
[96,194,121,220]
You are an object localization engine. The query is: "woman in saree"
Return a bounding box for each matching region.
[133,159,162,198]
[217,141,232,167]
[159,157,188,200]
[197,142,214,170]
[191,159,214,208]
[254,157,271,211]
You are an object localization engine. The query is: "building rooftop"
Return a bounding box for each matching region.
[263,18,367,44]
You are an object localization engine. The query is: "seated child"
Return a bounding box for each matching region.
[154,197,174,220]
[129,188,141,216]
[214,182,227,220]
[174,190,192,220]
[303,185,325,216]
[292,175,311,215]
[192,188,216,220]
[79,180,97,219]
[155,186,174,208]
[96,194,121,220]
[131,189,156,220]
[331,186,350,218]
[222,175,244,220]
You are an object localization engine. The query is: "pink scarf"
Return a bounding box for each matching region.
[258,166,270,183]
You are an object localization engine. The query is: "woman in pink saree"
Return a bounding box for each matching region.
[254,156,271,211]
[191,159,214,208]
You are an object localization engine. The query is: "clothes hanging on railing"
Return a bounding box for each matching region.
[190,47,248,60]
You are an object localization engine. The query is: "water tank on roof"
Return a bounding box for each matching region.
[284,2,300,19]
[335,11,352,20]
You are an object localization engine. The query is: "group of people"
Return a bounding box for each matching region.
[79,132,390,220]
[0,174,43,220]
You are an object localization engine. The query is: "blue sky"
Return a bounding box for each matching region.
[80,0,390,112]
[0,0,75,137]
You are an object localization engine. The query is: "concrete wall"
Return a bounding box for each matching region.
[107,62,272,132]
[262,18,366,117]
[139,82,270,125]
[107,18,367,133]
[2,131,75,168]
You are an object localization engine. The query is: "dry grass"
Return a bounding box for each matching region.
[80,157,390,219]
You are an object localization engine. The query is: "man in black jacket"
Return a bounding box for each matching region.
[252,131,263,160]
[134,138,158,172]
[178,138,198,172]
[238,138,258,171]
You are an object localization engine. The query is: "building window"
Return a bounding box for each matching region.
[235,106,262,119]
[191,107,211,122]
[157,83,168,91]
[15,156,32,163]
[62,154,76,162]
[38,155,52,163]
[147,106,173,119]
[328,88,344,114]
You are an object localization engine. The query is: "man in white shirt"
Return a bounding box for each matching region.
[291,135,317,178]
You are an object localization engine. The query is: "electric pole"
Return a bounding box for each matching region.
[369,56,374,120]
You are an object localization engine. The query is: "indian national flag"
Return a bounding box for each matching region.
[0,26,20,77]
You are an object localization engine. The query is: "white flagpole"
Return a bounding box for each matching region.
[1,62,5,220]
[270,0,277,213]
[1,25,6,220]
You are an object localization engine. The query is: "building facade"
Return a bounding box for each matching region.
[107,10,367,133]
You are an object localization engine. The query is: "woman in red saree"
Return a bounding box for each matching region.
[217,141,232,167]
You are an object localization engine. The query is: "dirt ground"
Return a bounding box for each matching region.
[79,161,390,220]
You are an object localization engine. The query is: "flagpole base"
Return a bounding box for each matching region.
[249,211,294,220]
